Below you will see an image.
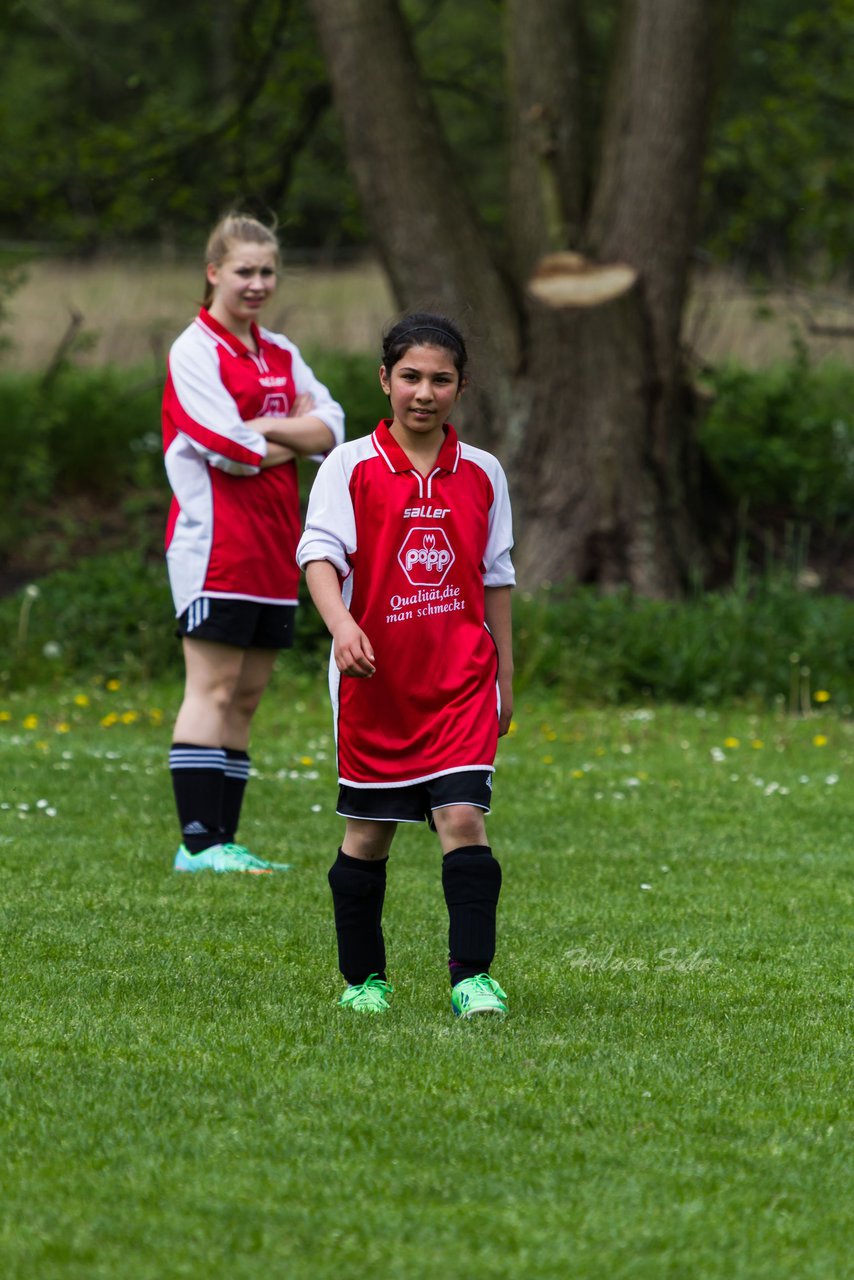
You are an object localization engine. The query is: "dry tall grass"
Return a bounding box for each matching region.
[2,251,852,372]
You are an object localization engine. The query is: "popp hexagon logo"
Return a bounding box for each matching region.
[397,527,456,586]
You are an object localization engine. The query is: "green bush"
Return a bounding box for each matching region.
[0,353,386,559]
[699,351,854,528]
[0,365,164,557]
[513,579,854,709]
[3,549,852,711]
[0,551,178,688]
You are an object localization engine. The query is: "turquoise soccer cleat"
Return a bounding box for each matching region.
[338,974,394,1012]
[451,973,508,1018]
[174,842,275,873]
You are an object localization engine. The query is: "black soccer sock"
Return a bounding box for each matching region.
[222,748,251,844]
[169,743,226,853]
[442,845,502,986]
[327,849,388,985]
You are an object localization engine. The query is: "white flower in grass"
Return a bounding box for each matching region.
[799,775,810,784]
[710,748,725,763]
[42,641,62,659]
[826,774,839,786]
[640,883,652,891]
[17,803,29,811]
[626,777,641,788]
[36,799,49,809]
[311,804,322,813]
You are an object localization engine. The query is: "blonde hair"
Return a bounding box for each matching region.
[203,213,280,307]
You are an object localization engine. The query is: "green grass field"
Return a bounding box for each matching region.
[1,671,851,1279]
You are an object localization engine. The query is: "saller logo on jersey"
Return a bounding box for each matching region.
[398,527,455,587]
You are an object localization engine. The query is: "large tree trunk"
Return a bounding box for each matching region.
[309,0,735,595]
[308,0,521,453]
[511,0,735,593]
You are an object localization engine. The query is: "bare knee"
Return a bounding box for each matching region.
[228,681,265,729]
[433,805,487,853]
[342,819,396,861]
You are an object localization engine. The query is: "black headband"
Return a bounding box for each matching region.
[389,324,463,350]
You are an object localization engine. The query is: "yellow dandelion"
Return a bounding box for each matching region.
[56,722,71,734]
[106,679,121,692]
[543,730,557,743]
[814,690,830,704]
[22,715,38,730]
[571,769,585,779]
[595,746,606,757]
[73,694,90,707]
[813,734,828,747]
[724,737,740,749]
[149,708,164,725]
[299,755,314,766]
[0,710,11,722]
[751,739,764,750]
[101,712,118,727]
[120,711,138,724]
[542,755,554,765]
[36,740,49,752]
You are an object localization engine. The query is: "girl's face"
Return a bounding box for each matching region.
[380,344,463,439]
[206,241,278,331]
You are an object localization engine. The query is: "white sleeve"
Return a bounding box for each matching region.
[289,346,346,453]
[168,337,267,475]
[482,459,516,587]
[296,448,356,577]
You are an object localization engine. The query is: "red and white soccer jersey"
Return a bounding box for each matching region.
[162,308,344,616]
[296,419,515,788]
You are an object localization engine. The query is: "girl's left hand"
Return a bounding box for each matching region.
[498,697,513,738]
[289,391,315,418]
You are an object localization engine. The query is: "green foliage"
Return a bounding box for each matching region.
[513,579,854,708]
[5,545,853,711]
[0,0,342,251]
[0,0,850,278]
[699,352,854,525]
[0,552,178,688]
[0,365,164,558]
[704,0,854,274]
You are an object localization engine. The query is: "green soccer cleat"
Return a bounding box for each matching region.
[338,974,394,1013]
[173,842,276,874]
[451,973,508,1018]
[222,843,293,872]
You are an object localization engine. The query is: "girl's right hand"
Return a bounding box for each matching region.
[290,391,316,418]
[332,620,376,677]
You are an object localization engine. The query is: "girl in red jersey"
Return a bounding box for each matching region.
[297,313,515,1016]
[163,213,344,873]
